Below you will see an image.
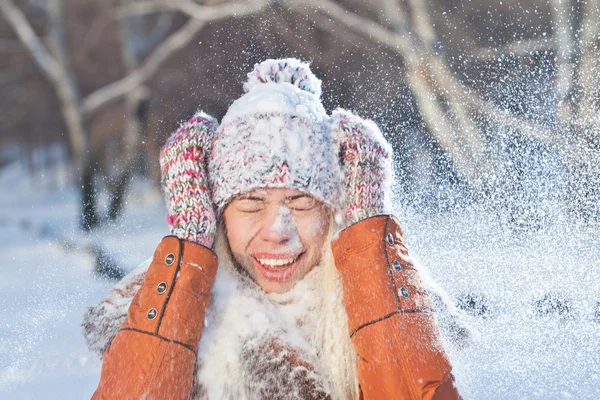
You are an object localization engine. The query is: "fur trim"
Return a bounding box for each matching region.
[81,259,150,358]
[416,261,475,351]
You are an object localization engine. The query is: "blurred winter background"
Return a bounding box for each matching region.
[0,0,599,398]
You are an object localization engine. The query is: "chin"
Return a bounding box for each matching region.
[252,264,303,293]
[257,278,301,294]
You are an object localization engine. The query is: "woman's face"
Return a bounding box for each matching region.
[223,188,330,293]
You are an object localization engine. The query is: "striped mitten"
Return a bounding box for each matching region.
[160,111,218,248]
[330,108,394,227]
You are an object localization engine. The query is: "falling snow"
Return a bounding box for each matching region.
[2,0,600,398]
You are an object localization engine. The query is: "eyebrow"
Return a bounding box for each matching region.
[239,194,309,202]
[286,194,310,201]
[239,196,265,201]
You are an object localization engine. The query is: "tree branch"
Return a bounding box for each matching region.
[549,0,575,125]
[407,0,491,173]
[376,0,410,32]
[471,98,560,148]
[175,0,268,21]
[290,0,493,185]
[469,37,554,61]
[289,0,416,62]
[83,0,268,115]
[1,0,91,163]
[291,0,559,148]
[0,0,63,84]
[116,0,268,21]
[115,0,166,18]
[83,17,205,115]
[144,11,175,52]
[574,0,600,136]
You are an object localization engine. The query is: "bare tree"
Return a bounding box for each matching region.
[2,0,598,228]
[0,0,267,229]
[549,0,600,219]
[1,0,98,227]
[287,0,599,217]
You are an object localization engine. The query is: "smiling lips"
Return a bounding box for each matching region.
[251,252,304,281]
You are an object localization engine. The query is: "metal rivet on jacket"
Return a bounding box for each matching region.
[399,287,410,298]
[156,282,167,294]
[386,232,394,245]
[392,260,402,272]
[147,308,158,320]
[165,253,175,265]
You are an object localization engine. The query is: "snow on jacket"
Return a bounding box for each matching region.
[84,215,469,399]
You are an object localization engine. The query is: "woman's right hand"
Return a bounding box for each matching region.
[160,111,219,248]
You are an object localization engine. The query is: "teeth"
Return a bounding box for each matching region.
[256,256,298,267]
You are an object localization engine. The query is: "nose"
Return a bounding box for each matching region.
[258,206,295,245]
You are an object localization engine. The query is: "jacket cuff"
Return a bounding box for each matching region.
[332,215,434,336]
[120,236,218,352]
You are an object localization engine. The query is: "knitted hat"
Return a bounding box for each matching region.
[209,59,343,213]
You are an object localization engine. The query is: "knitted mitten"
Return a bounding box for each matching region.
[160,111,218,248]
[330,108,394,227]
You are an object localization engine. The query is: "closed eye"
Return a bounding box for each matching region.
[286,195,317,211]
[235,197,266,213]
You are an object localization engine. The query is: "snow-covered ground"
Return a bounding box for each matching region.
[0,163,166,399]
[1,161,599,399]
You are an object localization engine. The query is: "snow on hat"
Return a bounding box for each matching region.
[209,58,343,213]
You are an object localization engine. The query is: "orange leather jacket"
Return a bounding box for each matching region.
[92,215,460,399]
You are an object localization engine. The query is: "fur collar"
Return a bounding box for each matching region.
[82,230,470,400]
[82,232,339,399]
[192,259,331,399]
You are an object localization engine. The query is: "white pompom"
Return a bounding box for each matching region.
[243,58,322,98]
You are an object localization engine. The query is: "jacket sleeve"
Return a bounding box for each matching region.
[331,215,461,400]
[91,236,218,400]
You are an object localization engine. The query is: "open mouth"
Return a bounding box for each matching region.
[255,254,301,269]
[251,252,305,282]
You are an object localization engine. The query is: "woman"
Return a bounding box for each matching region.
[84,58,463,399]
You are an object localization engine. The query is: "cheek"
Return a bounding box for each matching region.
[223,211,254,257]
[296,211,330,252]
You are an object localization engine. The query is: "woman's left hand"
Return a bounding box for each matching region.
[331,108,394,227]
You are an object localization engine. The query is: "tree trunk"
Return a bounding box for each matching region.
[108,4,151,220]
[81,156,100,230]
[0,0,99,229]
[575,0,600,140]
[549,0,575,127]
[47,0,99,230]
